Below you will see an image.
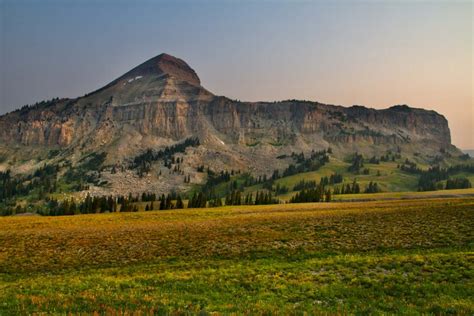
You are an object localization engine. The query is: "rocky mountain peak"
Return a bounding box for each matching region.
[0,53,458,193]
[119,53,201,86]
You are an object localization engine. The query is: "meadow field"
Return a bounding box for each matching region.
[0,197,473,314]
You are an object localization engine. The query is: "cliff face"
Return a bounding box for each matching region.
[0,53,453,176]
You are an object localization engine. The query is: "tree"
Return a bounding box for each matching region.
[290,187,323,203]
[364,181,381,193]
[165,194,173,209]
[445,177,472,190]
[325,189,332,202]
[159,194,166,210]
[176,195,184,209]
[348,153,364,173]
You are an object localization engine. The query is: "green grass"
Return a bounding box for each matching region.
[333,188,474,201]
[449,171,474,186]
[2,250,472,314]
[243,159,420,199]
[273,158,349,188]
[0,197,473,314]
[278,187,474,202]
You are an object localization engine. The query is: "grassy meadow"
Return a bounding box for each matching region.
[240,158,422,201]
[1,197,473,314]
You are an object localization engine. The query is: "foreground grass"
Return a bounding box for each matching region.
[1,198,473,314]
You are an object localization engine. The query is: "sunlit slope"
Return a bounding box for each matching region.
[238,159,420,200]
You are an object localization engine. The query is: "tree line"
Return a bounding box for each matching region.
[290,187,331,203]
[131,137,199,176]
[399,162,473,191]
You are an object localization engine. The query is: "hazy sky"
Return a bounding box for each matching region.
[1,0,472,148]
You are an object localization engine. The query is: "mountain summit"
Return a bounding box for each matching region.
[0,53,459,196]
[87,53,212,107]
[116,53,201,86]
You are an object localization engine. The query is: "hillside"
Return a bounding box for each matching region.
[0,53,469,199]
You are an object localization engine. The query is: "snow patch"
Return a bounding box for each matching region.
[127,76,143,83]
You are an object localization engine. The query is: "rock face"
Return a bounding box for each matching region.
[0,53,455,192]
[122,53,201,86]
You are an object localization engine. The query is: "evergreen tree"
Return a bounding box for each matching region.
[159,194,166,210]
[176,195,184,209]
[445,177,472,190]
[165,194,173,209]
[325,189,332,202]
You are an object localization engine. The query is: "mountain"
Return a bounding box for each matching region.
[0,53,462,196]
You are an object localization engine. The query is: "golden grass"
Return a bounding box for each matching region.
[1,197,473,314]
[1,197,473,274]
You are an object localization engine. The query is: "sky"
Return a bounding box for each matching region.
[0,0,472,148]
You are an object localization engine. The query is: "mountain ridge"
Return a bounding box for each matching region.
[0,53,461,196]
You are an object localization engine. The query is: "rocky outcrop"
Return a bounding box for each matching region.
[0,53,454,173]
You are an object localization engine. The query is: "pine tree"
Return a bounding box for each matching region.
[159,195,166,210]
[255,191,260,205]
[62,199,70,215]
[354,182,360,194]
[176,195,184,209]
[189,192,197,208]
[325,189,332,202]
[234,191,241,205]
[70,198,77,214]
[166,194,173,209]
[225,192,231,206]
